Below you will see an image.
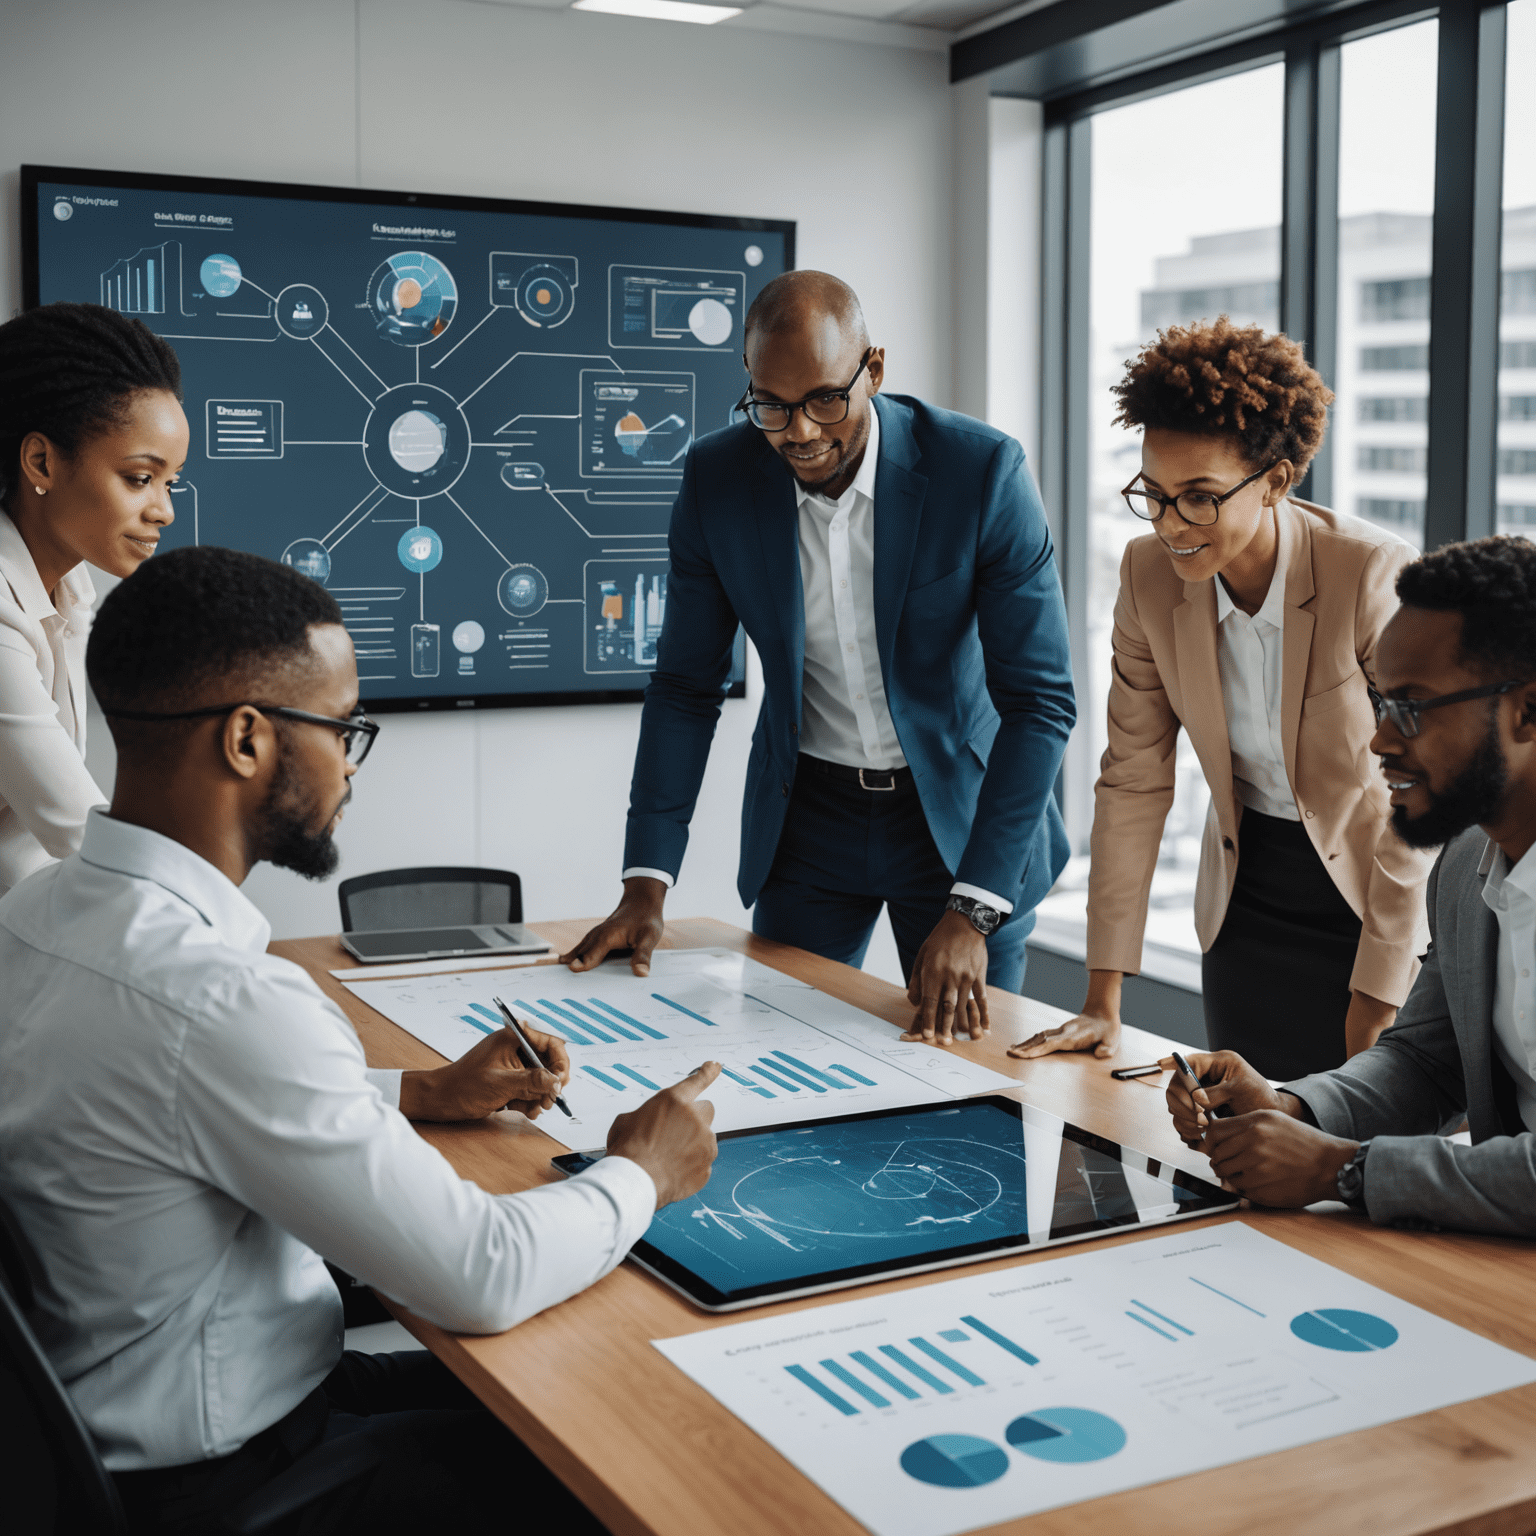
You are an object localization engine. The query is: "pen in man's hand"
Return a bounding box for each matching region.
[492,996,575,1119]
[1171,1049,1233,1129]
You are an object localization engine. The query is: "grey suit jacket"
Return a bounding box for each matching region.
[1285,825,1536,1235]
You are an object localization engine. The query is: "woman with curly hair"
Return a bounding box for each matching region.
[0,302,186,892]
[1014,317,1435,1080]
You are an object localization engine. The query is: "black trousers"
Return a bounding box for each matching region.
[113,1350,610,1536]
[1201,808,1362,1083]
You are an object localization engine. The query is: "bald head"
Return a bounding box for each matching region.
[743,270,869,363]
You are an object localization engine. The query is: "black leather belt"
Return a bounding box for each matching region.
[800,755,912,792]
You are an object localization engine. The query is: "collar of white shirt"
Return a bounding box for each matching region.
[1213,501,1290,629]
[1481,838,1536,912]
[0,510,95,624]
[791,403,881,515]
[78,806,271,951]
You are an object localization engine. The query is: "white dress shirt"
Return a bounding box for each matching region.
[1214,531,1299,822]
[0,511,108,892]
[0,809,656,1471]
[626,413,1010,913]
[1481,840,1536,1132]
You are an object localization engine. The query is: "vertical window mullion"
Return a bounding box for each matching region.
[1426,1,1507,548]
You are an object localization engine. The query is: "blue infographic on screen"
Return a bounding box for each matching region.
[30,170,790,708]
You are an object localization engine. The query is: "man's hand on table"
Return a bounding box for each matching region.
[561,876,667,977]
[904,909,990,1044]
[400,1024,570,1122]
[1164,1049,1358,1209]
[608,1061,722,1207]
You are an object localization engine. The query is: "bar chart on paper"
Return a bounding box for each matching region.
[341,949,1018,1149]
[655,1222,1536,1536]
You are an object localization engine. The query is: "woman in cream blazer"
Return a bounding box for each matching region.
[1015,319,1433,1080]
[0,303,186,892]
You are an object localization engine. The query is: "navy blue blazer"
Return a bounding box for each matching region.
[622,393,1076,916]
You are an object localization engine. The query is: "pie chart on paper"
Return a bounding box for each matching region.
[1005,1407,1126,1463]
[899,1433,1009,1488]
[1290,1309,1399,1352]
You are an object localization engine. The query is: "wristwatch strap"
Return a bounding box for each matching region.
[1336,1140,1371,1211]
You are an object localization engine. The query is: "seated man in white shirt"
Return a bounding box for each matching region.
[0,544,721,1534]
[1163,536,1536,1235]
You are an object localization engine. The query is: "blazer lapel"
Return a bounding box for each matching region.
[1279,501,1316,791]
[1456,840,1507,1127]
[752,440,805,720]
[1172,580,1235,825]
[871,396,928,681]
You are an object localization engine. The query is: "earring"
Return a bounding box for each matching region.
[34,486,45,496]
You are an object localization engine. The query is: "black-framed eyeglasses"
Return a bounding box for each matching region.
[1368,681,1527,739]
[736,348,873,433]
[104,702,380,765]
[1121,461,1279,525]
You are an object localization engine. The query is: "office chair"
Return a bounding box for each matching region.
[0,1190,382,1535]
[337,865,523,932]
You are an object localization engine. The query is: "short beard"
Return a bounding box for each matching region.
[779,407,871,495]
[254,741,345,881]
[1391,709,1509,849]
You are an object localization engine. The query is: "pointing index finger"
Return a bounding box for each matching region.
[668,1061,723,1101]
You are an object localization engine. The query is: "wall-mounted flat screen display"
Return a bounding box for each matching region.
[23,166,793,711]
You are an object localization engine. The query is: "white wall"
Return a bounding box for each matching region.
[0,0,959,976]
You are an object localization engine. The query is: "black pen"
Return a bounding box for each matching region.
[492,996,575,1119]
[1171,1049,1232,1129]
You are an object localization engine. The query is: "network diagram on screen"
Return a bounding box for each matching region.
[28,169,790,707]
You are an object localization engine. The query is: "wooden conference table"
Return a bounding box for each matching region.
[274,918,1536,1536]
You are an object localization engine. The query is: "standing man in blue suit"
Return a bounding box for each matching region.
[564,272,1075,1041]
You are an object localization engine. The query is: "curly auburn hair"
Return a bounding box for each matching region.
[1396,536,1536,683]
[1111,317,1333,474]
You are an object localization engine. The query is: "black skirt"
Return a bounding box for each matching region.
[1201,807,1362,1082]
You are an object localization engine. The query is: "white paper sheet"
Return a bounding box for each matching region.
[342,948,1017,1151]
[654,1222,1536,1536]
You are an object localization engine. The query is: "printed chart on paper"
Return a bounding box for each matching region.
[342,948,1018,1151]
[655,1221,1536,1536]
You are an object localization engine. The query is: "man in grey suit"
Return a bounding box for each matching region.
[1165,535,1536,1233]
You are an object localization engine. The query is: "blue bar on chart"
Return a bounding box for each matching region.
[582,1066,628,1092]
[771,1051,852,1091]
[543,998,633,1041]
[521,999,608,1043]
[909,1337,985,1387]
[1126,1311,1180,1342]
[785,1365,857,1417]
[752,1062,804,1093]
[652,993,718,1027]
[1189,1276,1266,1316]
[759,1057,828,1094]
[878,1345,953,1395]
[850,1351,920,1401]
[460,1014,494,1036]
[939,1329,968,1343]
[827,1063,876,1087]
[820,1360,889,1408]
[610,1063,661,1090]
[582,999,667,1040]
[1130,1299,1194,1336]
[557,1000,643,1041]
[723,1067,774,1099]
[960,1314,1040,1367]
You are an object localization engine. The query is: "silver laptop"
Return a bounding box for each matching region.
[339,923,552,964]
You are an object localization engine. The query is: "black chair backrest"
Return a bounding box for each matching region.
[0,1191,128,1534]
[337,866,522,932]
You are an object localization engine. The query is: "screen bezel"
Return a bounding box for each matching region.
[628,1095,1237,1312]
[22,163,793,713]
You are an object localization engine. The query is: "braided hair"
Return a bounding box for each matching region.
[0,302,182,509]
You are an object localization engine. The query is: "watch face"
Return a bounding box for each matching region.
[950,897,1001,935]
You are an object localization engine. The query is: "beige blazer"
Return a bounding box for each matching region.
[1086,498,1432,1008]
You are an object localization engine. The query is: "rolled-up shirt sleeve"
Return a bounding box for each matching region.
[176,966,657,1335]
[0,627,107,871]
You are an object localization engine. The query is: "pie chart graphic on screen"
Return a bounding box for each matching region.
[369,252,457,345]
[1005,1407,1126,1463]
[899,1433,1009,1489]
[1290,1309,1399,1352]
[515,262,575,328]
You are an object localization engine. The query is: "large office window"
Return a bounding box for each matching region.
[1331,19,1439,548]
[1501,0,1536,535]
[1032,65,1285,970]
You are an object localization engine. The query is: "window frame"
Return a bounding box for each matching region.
[1033,0,1512,862]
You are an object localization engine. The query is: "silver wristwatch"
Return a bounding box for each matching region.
[1336,1141,1371,1210]
[945,894,1003,936]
